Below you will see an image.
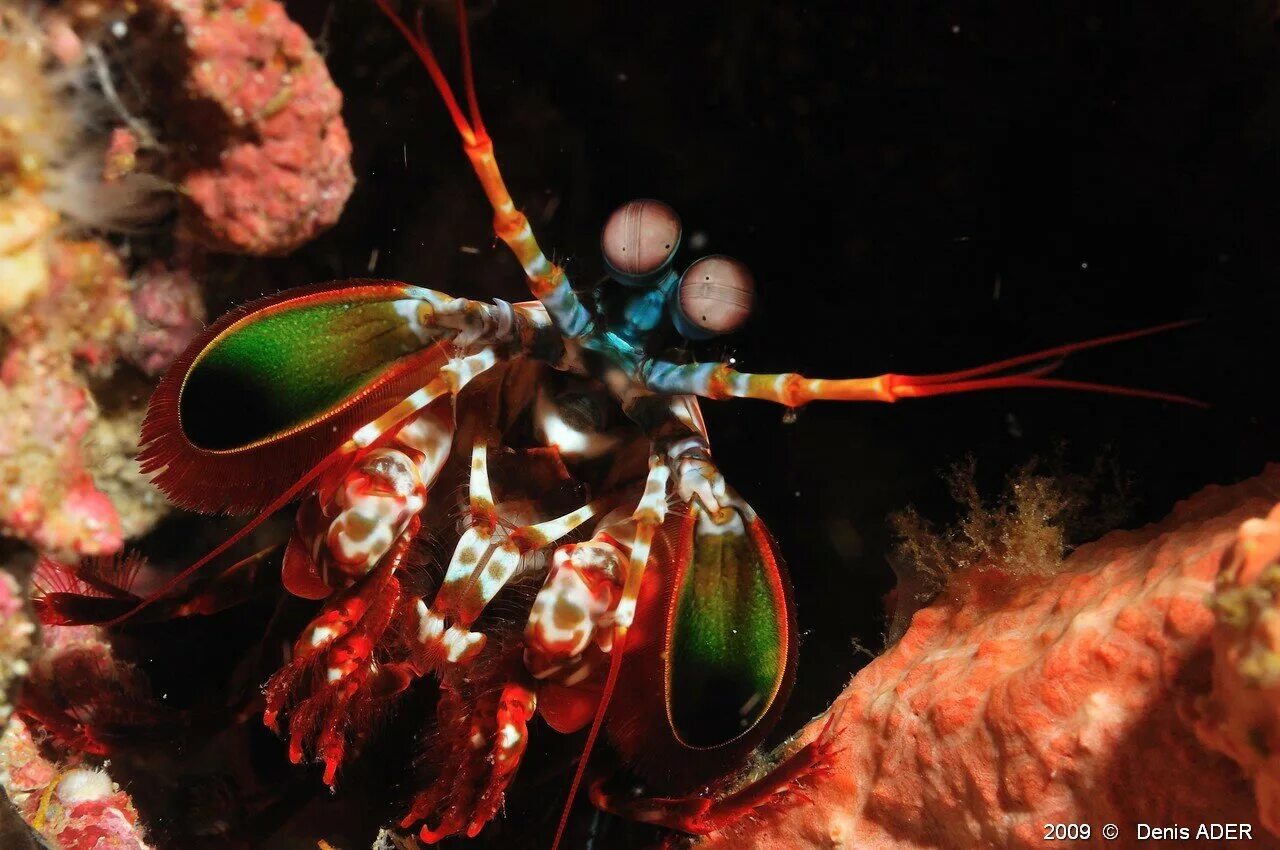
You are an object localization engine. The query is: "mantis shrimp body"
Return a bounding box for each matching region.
[29,2,1201,847]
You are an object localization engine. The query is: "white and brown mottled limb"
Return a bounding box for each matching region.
[303,345,504,579]
[391,285,560,356]
[614,455,670,631]
[523,397,728,677]
[109,348,492,623]
[624,392,738,515]
[415,439,602,669]
[549,453,671,849]
[524,533,628,682]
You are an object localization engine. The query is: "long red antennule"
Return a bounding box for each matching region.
[375,0,598,339]
[453,0,485,136]
[374,0,486,144]
[101,451,343,627]
[899,318,1198,386]
[643,318,1207,408]
[886,319,1206,406]
[892,374,1205,405]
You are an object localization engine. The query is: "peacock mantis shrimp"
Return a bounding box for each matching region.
[29,2,1203,847]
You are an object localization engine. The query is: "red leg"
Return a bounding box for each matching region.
[402,679,537,842]
[263,529,418,785]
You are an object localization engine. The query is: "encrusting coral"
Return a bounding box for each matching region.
[0,571,35,727]
[143,0,356,255]
[0,716,153,850]
[1,553,156,850]
[698,465,1280,850]
[1,239,132,557]
[885,456,1129,643]
[0,0,354,556]
[119,259,206,378]
[0,2,355,842]
[0,7,71,318]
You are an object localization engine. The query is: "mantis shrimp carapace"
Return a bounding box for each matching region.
[28,2,1202,847]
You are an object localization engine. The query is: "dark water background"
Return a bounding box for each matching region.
[216,1,1280,845]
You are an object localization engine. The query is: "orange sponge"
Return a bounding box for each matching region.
[700,466,1280,849]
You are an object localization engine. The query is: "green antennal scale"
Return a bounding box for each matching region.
[667,504,789,748]
[140,281,448,514]
[181,291,434,451]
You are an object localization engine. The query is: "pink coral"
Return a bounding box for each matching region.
[120,259,206,376]
[0,570,36,725]
[154,0,355,255]
[0,1,349,558]
[0,717,153,850]
[0,577,169,847]
[1191,502,1280,837]
[0,239,130,557]
[698,466,1280,849]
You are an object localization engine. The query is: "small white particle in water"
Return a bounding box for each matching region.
[689,230,709,251]
[617,72,628,82]
[951,24,961,34]
[368,248,380,272]
[460,245,480,255]
[111,20,128,38]
[1080,261,1089,270]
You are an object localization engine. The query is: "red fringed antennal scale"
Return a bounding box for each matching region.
[32,552,147,625]
[139,280,447,515]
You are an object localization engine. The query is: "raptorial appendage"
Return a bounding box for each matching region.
[283,405,453,599]
[412,439,602,674]
[264,551,415,785]
[264,405,456,784]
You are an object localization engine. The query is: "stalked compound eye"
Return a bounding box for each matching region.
[670,255,756,339]
[600,199,682,284]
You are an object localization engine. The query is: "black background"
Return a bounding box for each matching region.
[235,1,1280,844]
